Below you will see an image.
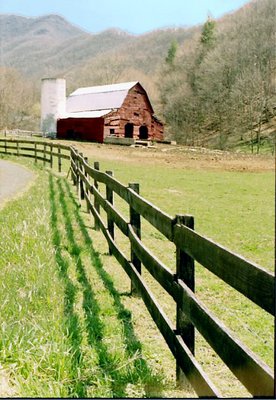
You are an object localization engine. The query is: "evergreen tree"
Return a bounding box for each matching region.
[165,40,178,66]
[200,16,216,49]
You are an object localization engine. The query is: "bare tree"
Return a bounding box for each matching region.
[0,67,37,130]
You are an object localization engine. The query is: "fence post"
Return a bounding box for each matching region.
[58,144,62,172]
[84,157,90,213]
[79,153,85,201]
[74,148,79,194]
[50,143,53,169]
[175,214,195,387]
[34,142,37,164]
[43,143,46,166]
[106,171,114,255]
[129,183,141,296]
[94,161,100,230]
[70,148,76,185]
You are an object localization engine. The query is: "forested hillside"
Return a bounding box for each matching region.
[159,0,275,149]
[0,0,275,151]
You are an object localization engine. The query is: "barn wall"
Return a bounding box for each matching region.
[151,119,164,141]
[57,117,104,142]
[104,84,164,141]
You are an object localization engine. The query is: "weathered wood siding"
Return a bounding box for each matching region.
[104,84,163,141]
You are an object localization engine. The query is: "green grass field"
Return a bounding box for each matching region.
[0,152,274,398]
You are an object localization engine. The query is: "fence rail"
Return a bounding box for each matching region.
[0,138,70,171]
[0,129,44,137]
[0,138,274,397]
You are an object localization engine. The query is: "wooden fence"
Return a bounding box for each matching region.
[0,129,44,138]
[0,138,70,171]
[0,138,274,397]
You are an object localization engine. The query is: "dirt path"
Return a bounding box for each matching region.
[0,160,35,209]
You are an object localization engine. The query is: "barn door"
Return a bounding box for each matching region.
[139,125,148,140]
[125,123,134,138]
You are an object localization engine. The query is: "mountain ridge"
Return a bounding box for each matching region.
[0,14,86,42]
[0,13,198,79]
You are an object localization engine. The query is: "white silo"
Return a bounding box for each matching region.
[41,78,66,134]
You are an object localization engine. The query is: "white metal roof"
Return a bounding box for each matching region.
[66,81,139,114]
[71,81,138,96]
[62,110,112,119]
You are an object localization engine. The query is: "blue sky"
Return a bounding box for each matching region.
[0,0,251,34]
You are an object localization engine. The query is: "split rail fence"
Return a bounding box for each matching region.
[0,138,274,398]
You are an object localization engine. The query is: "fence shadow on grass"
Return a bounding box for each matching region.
[49,174,87,397]
[49,174,165,398]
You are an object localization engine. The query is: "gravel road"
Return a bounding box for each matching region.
[0,160,35,208]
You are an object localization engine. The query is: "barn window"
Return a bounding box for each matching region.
[110,128,115,135]
[125,123,134,138]
[139,125,148,140]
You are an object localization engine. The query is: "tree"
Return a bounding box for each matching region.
[0,67,38,130]
[200,16,216,49]
[165,40,178,66]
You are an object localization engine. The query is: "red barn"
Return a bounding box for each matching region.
[57,81,163,143]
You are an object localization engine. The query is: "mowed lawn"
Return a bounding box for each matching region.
[0,150,274,398]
